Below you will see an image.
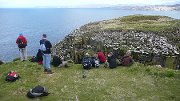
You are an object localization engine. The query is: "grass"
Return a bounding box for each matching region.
[101,15,177,33]
[0,60,180,101]
[80,15,180,47]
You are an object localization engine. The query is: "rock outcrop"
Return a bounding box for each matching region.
[53,15,180,62]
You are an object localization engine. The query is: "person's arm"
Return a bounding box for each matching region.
[49,41,52,48]
[46,41,52,48]
[24,37,27,44]
[16,38,18,44]
[40,40,42,45]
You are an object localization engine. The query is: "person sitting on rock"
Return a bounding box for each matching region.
[36,49,43,65]
[91,53,100,68]
[52,54,62,67]
[107,52,117,69]
[82,53,93,70]
[174,53,180,70]
[121,50,134,66]
[152,52,166,67]
[97,50,106,64]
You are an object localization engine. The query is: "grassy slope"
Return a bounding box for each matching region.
[0,60,180,101]
[78,15,180,47]
[101,15,179,32]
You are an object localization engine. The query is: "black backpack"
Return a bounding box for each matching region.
[5,71,20,82]
[17,38,26,48]
[30,56,37,62]
[82,57,92,70]
[27,85,49,98]
[52,55,62,67]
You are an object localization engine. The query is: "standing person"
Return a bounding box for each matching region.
[97,50,106,64]
[40,34,52,74]
[16,33,27,61]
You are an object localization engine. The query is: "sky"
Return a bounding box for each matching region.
[0,0,179,8]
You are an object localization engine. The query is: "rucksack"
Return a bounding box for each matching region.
[17,38,26,48]
[5,71,19,82]
[52,55,62,67]
[30,56,37,62]
[91,58,100,68]
[27,85,49,98]
[40,41,46,51]
[82,57,92,69]
[94,59,100,67]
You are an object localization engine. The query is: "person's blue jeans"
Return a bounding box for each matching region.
[43,54,51,70]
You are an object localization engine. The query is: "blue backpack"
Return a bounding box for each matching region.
[40,41,46,51]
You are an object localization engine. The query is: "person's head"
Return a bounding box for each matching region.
[85,53,90,56]
[38,49,41,52]
[42,34,47,38]
[19,33,23,36]
[108,52,113,57]
[126,50,131,56]
[98,49,102,52]
[93,53,98,58]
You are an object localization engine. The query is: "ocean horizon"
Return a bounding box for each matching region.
[0,8,180,62]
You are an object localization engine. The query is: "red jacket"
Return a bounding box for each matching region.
[97,52,106,63]
[16,36,27,44]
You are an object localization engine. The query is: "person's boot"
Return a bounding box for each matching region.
[44,69,48,72]
[47,70,53,74]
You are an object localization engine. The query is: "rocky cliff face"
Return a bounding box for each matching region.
[53,15,180,61]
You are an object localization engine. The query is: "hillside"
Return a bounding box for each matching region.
[53,15,180,63]
[109,4,180,11]
[0,60,180,101]
[127,4,180,11]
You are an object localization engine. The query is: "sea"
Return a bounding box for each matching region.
[0,8,180,62]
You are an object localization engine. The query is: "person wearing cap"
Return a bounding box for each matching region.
[16,33,27,61]
[40,34,52,74]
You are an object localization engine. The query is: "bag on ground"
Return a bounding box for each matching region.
[27,85,49,98]
[52,55,62,67]
[5,71,19,82]
[30,56,37,62]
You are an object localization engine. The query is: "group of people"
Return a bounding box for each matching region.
[16,33,134,73]
[16,33,53,74]
[82,50,134,70]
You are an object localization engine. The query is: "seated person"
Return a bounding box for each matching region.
[107,52,117,69]
[121,50,133,66]
[152,52,166,67]
[52,55,62,67]
[82,53,93,70]
[175,54,180,70]
[36,49,43,64]
[91,54,100,68]
[97,50,106,64]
